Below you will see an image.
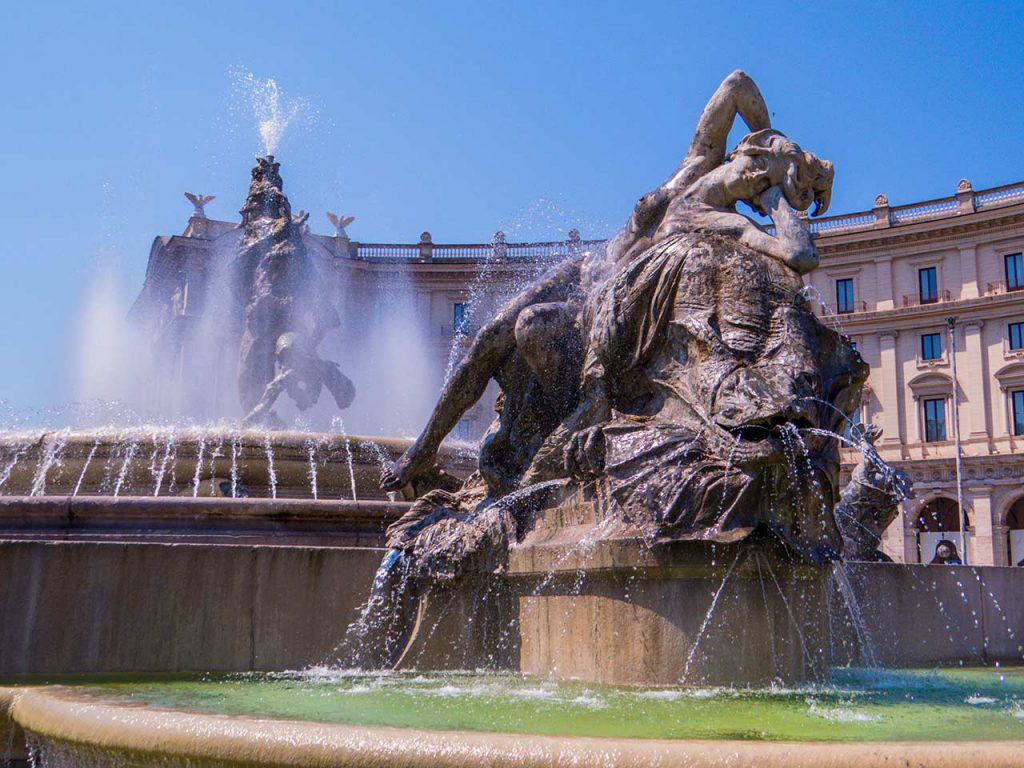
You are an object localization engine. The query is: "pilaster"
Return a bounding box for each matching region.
[877,331,902,445]
[967,487,995,566]
[960,320,990,441]
[874,255,894,311]
[959,245,979,299]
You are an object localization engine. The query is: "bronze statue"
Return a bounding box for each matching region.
[231,156,355,427]
[380,70,881,587]
[835,424,913,562]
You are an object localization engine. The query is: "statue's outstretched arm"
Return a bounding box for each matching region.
[381,257,583,492]
[608,70,770,264]
[664,69,771,194]
[321,361,356,410]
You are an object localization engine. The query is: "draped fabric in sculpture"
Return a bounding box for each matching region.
[379,71,882,587]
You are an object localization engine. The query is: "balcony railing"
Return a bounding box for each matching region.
[902,290,952,308]
[317,179,1024,264]
[985,281,1024,297]
[835,300,868,315]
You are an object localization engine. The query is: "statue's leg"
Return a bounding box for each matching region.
[241,373,288,426]
[322,363,356,410]
[238,335,276,412]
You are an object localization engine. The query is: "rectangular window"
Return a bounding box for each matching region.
[919,267,938,304]
[1006,253,1024,291]
[1014,391,1024,436]
[453,302,470,333]
[836,278,855,314]
[923,398,947,442]
[1010,322,1024,351]
[921,333,942,361]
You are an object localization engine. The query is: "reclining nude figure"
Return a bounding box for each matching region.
[380,70,827,501]
[348,71,846,668]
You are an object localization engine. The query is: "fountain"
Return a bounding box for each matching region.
[1,70,1023,767]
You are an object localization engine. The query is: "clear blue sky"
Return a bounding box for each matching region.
[1,0,1022,412]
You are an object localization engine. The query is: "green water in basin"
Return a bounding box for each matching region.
[59,667,1024,743]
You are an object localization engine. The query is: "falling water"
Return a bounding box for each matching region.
[829,561,879,667]
[0,440,32,493]
[71,437,100,497]
[229,430,242,499]
[757,550,821,678]
[29,430,70,497]
[191,429,208,498]
[798,285,848,336]
[152,427,176,497]
[112,435,140,497]
[263,431,278,500]
[363,439,397,502]
[682,545,751,682]
[332,416,358,501]
[305,435,320,500]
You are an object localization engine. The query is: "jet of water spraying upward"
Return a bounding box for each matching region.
[233,70,308,156]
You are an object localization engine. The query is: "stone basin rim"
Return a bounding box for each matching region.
[4,686,1024,768]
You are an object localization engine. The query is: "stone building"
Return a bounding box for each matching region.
[131,178,1024,565]
[802,179,1024,567]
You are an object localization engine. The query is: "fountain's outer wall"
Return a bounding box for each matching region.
[0,539,381,676]
[390,499,1024,685]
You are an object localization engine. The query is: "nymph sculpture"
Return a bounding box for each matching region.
[380,71,874,591]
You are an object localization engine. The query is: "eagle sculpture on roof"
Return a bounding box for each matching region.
[184,193,216,218]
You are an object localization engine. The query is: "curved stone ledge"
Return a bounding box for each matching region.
[4,686,1024,768]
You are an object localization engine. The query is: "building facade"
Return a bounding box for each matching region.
[132,179,1024,565]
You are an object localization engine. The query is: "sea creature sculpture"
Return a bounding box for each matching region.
[835,424,914,561]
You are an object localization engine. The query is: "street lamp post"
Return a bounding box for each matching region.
[946,316,968,564]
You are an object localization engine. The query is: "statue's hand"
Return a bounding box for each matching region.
[380,451,424,493]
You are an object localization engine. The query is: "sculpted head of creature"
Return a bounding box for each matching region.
[719,129,834,217]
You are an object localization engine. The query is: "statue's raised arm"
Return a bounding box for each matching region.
[607,70,771,265]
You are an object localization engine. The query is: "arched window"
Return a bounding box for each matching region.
[916,497,967,563]
[1007,498,1024,566]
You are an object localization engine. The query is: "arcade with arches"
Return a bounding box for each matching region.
[915,496,970,564]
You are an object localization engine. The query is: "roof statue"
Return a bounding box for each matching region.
[184,193,215,218]
[327,212,355,239]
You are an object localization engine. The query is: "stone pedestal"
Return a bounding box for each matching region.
[507,498,832,686]
[391,494,849,686]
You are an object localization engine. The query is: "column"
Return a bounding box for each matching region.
[877,331,902,445]
[992,525,1011,567]
[960,320,989,441]
[880,512,907,563]
[959,245,979,299]
[967,488,995,566]
[875,256,895,311]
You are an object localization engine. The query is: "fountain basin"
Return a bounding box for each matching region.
[0,429,474,500]
[4,669,1024,767]
[0,495,408,547]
